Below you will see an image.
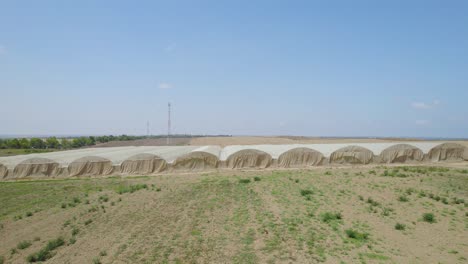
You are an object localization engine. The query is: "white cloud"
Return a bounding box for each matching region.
[411,100,440,110]
[158,82,173,89]
[415,120,430,125]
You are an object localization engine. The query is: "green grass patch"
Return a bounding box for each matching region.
[116,183,148,194]
[0,177,149,220]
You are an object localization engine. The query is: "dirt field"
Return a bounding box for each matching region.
[1,164,467,263]
[191,136,468,148]
[92,137,192,147]
[77,136,468,148]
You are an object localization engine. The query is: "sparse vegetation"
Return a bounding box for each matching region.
[99,194,109,202]
[0,166,466,263]
[72,227,80,236]
[17,240,32,250]
[366,197,380,207]
[116,184,148,194]
[27,237,65,262]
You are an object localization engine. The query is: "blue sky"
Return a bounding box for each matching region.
[1,0,467,137]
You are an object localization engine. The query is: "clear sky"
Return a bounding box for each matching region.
[1,0,467,137]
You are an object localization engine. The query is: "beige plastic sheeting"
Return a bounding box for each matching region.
[278,148,324,168]
[120,153,167,174]
[68,156,114,177]
[330,146,373,164]
[0,163,8,178]
[12,158,60,178]
[379,144,424,163]
[226,149,272,169]
[428,143,466,162]
[172,151,219,171]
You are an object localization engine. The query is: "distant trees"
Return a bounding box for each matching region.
[71,137,95,148]
[30,138,45,149]
[19,138,30,149]
[0,134,177,150]
[46,137,60,149]
[61,138,71,149]
[7,138,21,149]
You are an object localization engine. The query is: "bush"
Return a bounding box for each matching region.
[300,189,313,196]
[367,197,380,207]
[395,223,406,230]
[398,196,409,202]
[26,212,33,217]
[345,229,369,241]
[253,176,261,181]
[71,227,80,236]
[423,213,436,223]
[239,179,251,184]
[93,257,102,264]
[27,237,65,262]
[321,212,342,223]
[84,219,93,225]
[17,240,32,250]
[0,256,4,264]
[61,203,67,209]
[99,195,109,202]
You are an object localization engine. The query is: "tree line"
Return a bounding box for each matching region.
[0,135,146,150]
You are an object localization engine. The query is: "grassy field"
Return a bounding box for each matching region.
[0,149,59,157]
[0,166,467,263]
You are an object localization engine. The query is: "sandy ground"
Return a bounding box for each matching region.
[0,164,467,263]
